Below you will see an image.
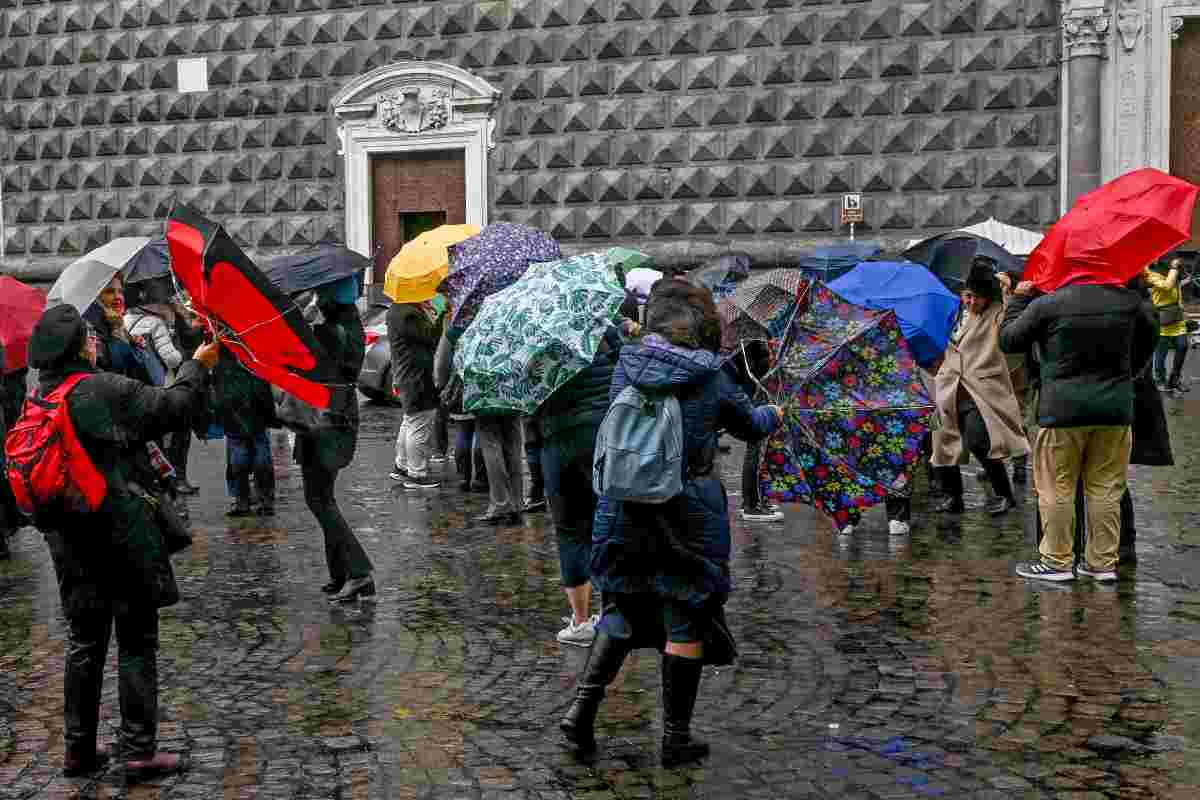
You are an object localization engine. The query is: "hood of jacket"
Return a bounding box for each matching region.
[617,334,722,393]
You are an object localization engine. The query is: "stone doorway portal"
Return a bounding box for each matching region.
[1171,18,1200,247]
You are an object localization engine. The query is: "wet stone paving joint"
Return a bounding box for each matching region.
[3,392,1200,799]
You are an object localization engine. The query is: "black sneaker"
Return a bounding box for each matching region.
[389,466,409,482]
[403,476,441,490]
[934,496,965,514]
[986,496,1015,516]
[1015,561,1074,582]
[524,497,548,513]
[226,501,254,518]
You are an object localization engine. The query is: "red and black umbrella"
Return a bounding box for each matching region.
[165,205,349,411]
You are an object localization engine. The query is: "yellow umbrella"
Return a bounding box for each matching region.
[383,224,481,303]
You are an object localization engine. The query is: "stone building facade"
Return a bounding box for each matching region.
[0,0,1076,278]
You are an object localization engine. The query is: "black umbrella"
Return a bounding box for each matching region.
[263,244,371,295]
[902,232,1022,292]
[121,237,171,285]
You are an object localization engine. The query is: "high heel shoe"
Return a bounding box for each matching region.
[331,575,375,603]
[320,578,345,595]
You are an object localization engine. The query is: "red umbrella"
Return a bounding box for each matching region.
[1024,168,1200,293]
[0,276,46,373]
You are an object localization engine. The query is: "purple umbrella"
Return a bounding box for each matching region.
[437,222,561,337]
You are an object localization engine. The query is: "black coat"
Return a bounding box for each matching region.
[386,303,441,415]
[1131,361,1173,467]
[40,358,209,617]
[294,304,365,472]
[212,356,275,438]
[536,326,622,440]
[999,285,1158,429]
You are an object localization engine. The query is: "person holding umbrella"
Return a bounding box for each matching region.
[1144,256,1193,396]
[929,259,1028,517]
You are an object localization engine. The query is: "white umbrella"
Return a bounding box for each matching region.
[625,267,663,301]
[47,237,153,311]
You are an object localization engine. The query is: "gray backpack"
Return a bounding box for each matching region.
[592,384,684,503]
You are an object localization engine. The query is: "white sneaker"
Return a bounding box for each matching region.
[556,615,598,647]
[888,520,910,535]
[840,524,856,535]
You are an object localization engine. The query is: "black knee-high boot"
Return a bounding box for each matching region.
[660,654,710,766]
[560,632,630,751]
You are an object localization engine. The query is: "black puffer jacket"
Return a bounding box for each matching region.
[999,284,1157,428]
[387,302,441,415]
[294,303,365,472]
[536,326,622,440]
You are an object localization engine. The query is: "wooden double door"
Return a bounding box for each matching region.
[370,151,466,280]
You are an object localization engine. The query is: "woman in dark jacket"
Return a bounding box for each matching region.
[536,323,630,647]
[560,280,780,766]
[27,304,217,780]
[387,300,443,489]
[294,281,374,602]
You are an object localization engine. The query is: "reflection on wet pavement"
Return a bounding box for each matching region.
[3,390,1200,798]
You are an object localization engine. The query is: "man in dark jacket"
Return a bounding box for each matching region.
[27,304,217,780]
[386,301,443,490]
[1000,281,1157,582]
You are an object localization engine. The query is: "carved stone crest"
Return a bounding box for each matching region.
[377,88,450,133]
[1063,9,1111,58]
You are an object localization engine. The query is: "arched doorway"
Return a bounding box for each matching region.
[331,62,500,283]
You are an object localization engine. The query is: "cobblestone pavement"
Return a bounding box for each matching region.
[3,391,1200,799]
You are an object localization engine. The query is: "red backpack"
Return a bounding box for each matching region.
[4,373,107,518]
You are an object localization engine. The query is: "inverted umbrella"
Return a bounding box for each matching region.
[760,282,935,529]
[798,242,882,282]
[121,237,171,285]
[166,205,350,412]
[453,251,626,415]
[264,244,371,296]
[383,224,481,303]
[902,232,1021,292]
[718,269,809,356]
[1024,168,1200,293]
[828,261,960,368]
[438,222,561,337]
[47,237,152,312]
[0,276,46,373]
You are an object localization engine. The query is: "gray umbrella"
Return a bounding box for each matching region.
[47,237,152,311]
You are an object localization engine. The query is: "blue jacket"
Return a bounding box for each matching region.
[591,335,778,605]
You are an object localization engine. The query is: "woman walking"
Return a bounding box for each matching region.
[932,264,1028,516]
[559,280,780,766]
[294,280,374,602]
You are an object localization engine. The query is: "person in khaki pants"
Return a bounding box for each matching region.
[999,279,1157,582]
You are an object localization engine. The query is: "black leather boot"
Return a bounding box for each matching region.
[560,632,630,752]
[660,654,710,767]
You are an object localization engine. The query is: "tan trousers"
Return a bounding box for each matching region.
[1034,426,1131,570]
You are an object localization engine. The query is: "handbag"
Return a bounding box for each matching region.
[1158,303,1185,327]
[129,481,193,555]
[273,387,338,434]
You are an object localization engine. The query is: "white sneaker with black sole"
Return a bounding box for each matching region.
[888,520,910,535]
[1015,561,1075,582]
[1075,563,1117,582]
[556,614,598,647]
[389,465,408,482]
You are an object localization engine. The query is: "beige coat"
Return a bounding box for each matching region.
[932,302,1030,466]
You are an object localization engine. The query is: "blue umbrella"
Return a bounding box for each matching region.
[122,237,171,285]
[798,242,882,282]
[828,261,960,368]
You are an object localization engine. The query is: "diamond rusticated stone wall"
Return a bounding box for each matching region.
[0,0,1062,273]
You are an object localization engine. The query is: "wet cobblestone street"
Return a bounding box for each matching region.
[3,389,1200,799]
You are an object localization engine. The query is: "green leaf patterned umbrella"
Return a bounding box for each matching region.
[453,251,627,415]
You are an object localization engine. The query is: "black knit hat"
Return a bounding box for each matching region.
[29,303,88,369]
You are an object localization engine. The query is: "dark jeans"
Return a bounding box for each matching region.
[453,418,487,486]
[885,495,910,523]
[524,417,543,493]
[165,430,192,481]
[937,406,1015,503]
[64,605,159,760]
[1153,334,1189,385]
[741,441,762,509]
[599,593,703,646]
[225,432,275,503]
[543,428,597,588]
[301,463,373,582]
[435,405,449,456]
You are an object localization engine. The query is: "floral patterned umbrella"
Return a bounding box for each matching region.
[759,282,935,529]
[437,222,561,337]
[453,252,626,415]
